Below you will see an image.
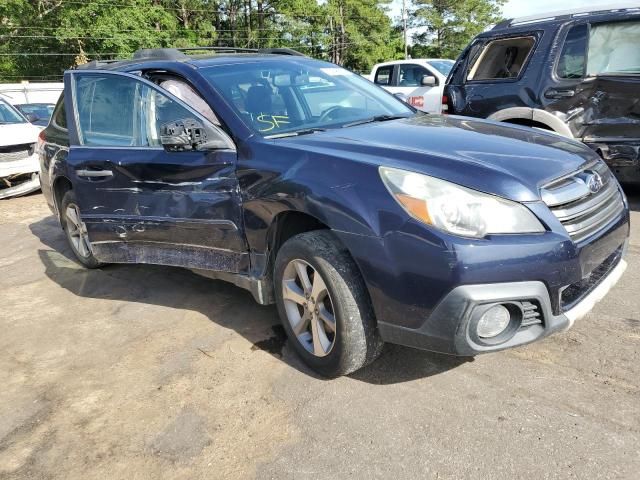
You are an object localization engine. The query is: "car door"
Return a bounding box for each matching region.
[391,63,442,113]
[64,70,248,273]
[544,20,640,142]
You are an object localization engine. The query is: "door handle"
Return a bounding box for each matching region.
[76,169,113,178]
[545,89,575,99]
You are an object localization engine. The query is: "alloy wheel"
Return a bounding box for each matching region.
[281,259,337,357]
[65,203,92,258]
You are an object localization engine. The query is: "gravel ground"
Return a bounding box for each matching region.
[0,189,639,480]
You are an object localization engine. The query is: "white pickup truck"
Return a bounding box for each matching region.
[367,59,454,113]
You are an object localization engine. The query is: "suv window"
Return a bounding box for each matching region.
[588,21,640,75]
[467,36,536,81]
[557,24,588,79]
[73,74,204,147]
[374,66,393,86]
[398,64,431,87]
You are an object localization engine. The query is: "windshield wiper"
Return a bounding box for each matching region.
[341,114,410,129]
[265,127,327,139]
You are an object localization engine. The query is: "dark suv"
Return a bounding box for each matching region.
[444,5,640,184]
[39,47,629,377]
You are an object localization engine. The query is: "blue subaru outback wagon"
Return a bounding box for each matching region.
[38,48,629,376]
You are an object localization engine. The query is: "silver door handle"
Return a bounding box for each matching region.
[76,169,113,178]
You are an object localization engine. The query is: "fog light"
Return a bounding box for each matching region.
[477,304,511,338]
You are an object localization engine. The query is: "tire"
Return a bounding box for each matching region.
[60,190,103,269]
[274,230,383,377]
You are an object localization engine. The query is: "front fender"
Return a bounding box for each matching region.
[238,141,403,255]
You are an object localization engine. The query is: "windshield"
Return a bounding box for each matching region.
[201,59,414,136]
[0,100,27,125]
[427,60,454,76]
[588,21,640,75]
[16,103,55,121]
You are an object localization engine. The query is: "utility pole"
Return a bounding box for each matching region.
[402,0,408,59]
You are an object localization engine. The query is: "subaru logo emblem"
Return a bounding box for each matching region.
[587,172,603,194]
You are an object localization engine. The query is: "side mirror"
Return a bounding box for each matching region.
[160,118,229,152]
[421,75,437,87]
[26,113,40,123]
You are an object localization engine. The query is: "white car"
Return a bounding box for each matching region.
[368,59,455,113]
[0,98,42,199]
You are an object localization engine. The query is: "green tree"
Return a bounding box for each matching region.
[0,0,404,81]
[325,0,402,72]
[410,0,505,59]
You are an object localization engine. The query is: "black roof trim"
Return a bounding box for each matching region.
[493,5,640,30]
[73,46,307,71]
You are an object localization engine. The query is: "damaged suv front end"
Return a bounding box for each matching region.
[0,99,41,199]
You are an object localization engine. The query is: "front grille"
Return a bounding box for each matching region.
[0,143,34,163]
[560,247,623,311]
[541,162,625,243]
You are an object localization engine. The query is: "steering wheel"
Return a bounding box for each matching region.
[318,105,352,123]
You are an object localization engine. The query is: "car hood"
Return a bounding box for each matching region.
[276,114,599,202]
[0,123,40,147]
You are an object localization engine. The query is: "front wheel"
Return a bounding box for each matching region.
[274,230,383,377]
[60,190,103,269]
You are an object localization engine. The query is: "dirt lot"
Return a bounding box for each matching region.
[1,190,639,480]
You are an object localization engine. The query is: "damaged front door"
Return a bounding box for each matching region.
[64,70,247,272]
[544,20,640,177]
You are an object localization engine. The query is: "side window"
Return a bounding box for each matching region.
[158,79,220,125]
[467,36,536,81]
[557,24,588,79]
[588,20,640,76]
[52,94,67,129]
[374,66,393,86]
[73,74,206,147]
[398,64,431,87]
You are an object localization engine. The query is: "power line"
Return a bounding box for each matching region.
[0,40,369,57]
[7,1,388,20]
[1,35,325,41]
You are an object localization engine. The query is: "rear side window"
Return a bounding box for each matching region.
[374,66,393,86]
[557,24,588,79]
[52,95,67,129]
[467,36,536,81]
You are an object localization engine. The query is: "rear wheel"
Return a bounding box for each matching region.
[60,190,102,268]
[274,230,383,377]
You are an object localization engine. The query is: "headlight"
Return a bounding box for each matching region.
[379,167,545,238]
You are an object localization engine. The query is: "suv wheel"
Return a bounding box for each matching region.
[274,231,383,377]
[60,190,102,268]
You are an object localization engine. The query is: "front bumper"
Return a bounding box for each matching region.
[0,153,41,199]
[336,198,629,356]
[377,256,627,356]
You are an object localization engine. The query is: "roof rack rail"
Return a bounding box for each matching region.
[75,59,122,70]
[73,46,308,70]
[494,3,640,29]
[132,46,306,60]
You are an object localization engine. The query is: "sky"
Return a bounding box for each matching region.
[389,0,627,23]
[501,0,586,19]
